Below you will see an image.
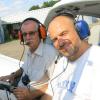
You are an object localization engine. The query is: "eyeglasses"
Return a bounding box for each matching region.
[22,31,38,37]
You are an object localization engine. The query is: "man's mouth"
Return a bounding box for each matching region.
[25,41,31,45]
[60,41,71,51]
[64,44,71,51]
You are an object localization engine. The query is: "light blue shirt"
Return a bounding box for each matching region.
[18,41,58,87]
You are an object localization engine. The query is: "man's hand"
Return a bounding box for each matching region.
[13,87,32,100]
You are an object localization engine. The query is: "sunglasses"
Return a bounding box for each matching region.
[22,31,38,37]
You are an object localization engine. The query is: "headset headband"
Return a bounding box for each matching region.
[55,10,76,19]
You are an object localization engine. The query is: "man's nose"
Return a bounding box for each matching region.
[26,33,30,40]
[57,37,65,48]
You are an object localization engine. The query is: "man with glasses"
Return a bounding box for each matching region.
[0,18,58,100]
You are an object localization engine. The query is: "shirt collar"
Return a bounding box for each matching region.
[27,41,44,57]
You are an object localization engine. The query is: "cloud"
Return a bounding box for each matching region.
[0,2,9,12]
[0,0,24,14]
[13,0,23,5]
[0,0,48,17]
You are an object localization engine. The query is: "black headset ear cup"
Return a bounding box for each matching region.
[39,24,47,39]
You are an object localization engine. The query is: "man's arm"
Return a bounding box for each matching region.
[40,94,52,100]
[29,82,48,99]
[11,68,23,79]
[0,68,23,83]
[12,82,48,100]
[28,72,49,99]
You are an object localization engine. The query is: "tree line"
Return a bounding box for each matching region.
[29,1,58,11]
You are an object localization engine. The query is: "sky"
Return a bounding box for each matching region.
[0,0,49,17]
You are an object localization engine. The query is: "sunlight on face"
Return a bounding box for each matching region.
[48,16,81,57]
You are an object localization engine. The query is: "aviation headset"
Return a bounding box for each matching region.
[56,12,90,40]
[75,20,90,39]
[18,17,47,43]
